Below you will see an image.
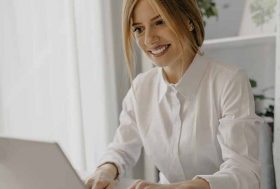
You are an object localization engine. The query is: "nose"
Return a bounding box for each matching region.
[144,27,159,46]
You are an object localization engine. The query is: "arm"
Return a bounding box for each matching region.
[98,87,143,178]
[192,70,261,189]
[85,88,143,188]
[128,177,210,189]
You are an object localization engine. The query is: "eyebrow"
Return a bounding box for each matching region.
[132,15,161,26]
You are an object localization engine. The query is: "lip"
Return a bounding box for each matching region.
[147,44,171,57]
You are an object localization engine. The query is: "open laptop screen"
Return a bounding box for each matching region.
[0,137,86,189]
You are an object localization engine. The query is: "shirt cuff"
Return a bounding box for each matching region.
[97,157,124,178]
[192,173,237,189]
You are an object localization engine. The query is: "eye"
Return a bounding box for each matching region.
[132,26,144,34]
[155,19,165,26]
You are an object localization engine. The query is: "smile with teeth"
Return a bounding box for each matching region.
[149,44,170,56]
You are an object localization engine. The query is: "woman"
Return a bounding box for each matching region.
[86,0,261,189]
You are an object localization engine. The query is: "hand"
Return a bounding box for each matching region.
[128,178,210,189]
[128,180,169,189]
[85,163,118,189]
[174,178,211,189]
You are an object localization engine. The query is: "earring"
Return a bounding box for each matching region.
[188,24,194,31]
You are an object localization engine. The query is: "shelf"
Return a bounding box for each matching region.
[203,34,276,49]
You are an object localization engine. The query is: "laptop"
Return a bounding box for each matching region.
[0,137,86,189]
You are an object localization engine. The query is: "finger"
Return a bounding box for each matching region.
[146,183,166,189]
[106,184,114,189]
[91,174,105,189]
[129,179,142,189]
[91,180,97,189]
[85,177,94,186]
[85,178,94,189]
[135,180,150,189]
[104,179,117,189]
[92,180,110,189]
[145,185,157,189]
[91,173,100,189]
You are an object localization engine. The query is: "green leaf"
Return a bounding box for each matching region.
[254,94,265,100]
[250,0,277,27]
[249,79,257,88]
[197,0,219,25]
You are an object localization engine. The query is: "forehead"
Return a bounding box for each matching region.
[132,0,159,23]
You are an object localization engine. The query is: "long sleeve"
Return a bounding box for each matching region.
[98,88,143,177]
[193,70,262,189]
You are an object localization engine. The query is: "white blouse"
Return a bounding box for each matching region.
[99,54,262,189]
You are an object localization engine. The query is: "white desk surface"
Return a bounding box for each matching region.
[115,178,135,189]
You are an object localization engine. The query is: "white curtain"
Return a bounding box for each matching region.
[0,0,120,176]
[74,0,121,174]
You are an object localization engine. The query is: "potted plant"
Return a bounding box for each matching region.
[250,0,277,30]
[250,79,275,132]
[197,0,218,24]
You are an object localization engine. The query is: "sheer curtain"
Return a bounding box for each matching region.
[74,0,121,173]
[0,0,119,175]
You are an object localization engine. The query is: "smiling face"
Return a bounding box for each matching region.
[131,0,188,69]
[123,0,205,82]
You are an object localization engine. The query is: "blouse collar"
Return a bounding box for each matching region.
[158,53,209,102]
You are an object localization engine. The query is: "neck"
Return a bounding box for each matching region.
[163,54,195,84]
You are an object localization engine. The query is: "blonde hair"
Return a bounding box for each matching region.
[122,0,205,81]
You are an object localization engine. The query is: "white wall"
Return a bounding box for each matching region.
[204,0,246,39]
[273,0,280,187]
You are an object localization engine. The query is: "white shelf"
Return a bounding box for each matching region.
[203,34,277,49]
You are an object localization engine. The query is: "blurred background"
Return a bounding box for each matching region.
[0,0,279,189]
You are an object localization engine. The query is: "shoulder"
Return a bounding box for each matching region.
[202,55,246,83]
[198,55,251,102]
[206,56,240,76]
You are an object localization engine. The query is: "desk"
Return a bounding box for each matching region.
[114,178,135,189]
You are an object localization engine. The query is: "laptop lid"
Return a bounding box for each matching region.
[0,137,86,189]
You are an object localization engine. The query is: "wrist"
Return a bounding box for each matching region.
[97,162,119,180]
[192,177,210,189]
[174,178,210,189]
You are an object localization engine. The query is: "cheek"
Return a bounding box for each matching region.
[136,37,145,51]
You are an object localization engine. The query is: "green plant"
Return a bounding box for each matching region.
[250,79,274,131]
[197,0,218,25]
[250,0,277,28]
[250,79,274,101]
